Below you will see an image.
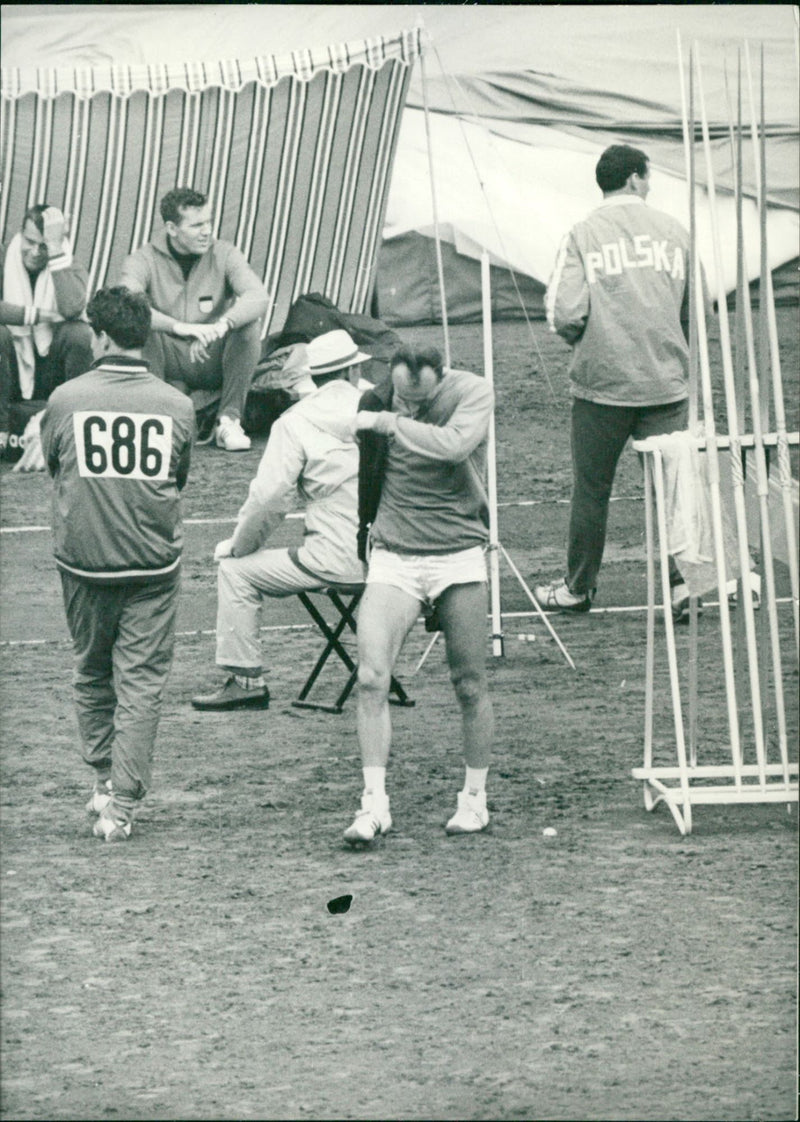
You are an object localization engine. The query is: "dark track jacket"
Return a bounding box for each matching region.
[357,378,392,561]
[41,356,195,584]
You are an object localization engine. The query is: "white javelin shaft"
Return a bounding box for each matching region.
[697,47,767,778]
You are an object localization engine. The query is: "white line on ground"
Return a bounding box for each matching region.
[0,495,642,534]
[1,600,792,648]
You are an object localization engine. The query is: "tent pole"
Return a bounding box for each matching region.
[481,256,575,669]
[419,41,451,368]
[481,251,504,658]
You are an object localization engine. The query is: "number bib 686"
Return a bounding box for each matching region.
[73,411,174,480]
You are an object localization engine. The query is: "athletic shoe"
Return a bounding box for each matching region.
[85,778,113,816]
[191,677,270,711]
[445,789,489,835]
[671,582,703,623]
[343,793,392,845]
[92,806,132,842]
[727,573,761,610]
[534,578,592,613]
[215,415,251,452]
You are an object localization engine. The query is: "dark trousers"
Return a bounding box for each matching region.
[0,321,94,432]
[60,571,180,802]
[567,396,689,597]
[143,319,262,422]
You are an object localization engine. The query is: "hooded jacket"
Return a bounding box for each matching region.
[230,378,364,584]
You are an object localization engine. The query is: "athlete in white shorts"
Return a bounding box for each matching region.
[344,346,496,843]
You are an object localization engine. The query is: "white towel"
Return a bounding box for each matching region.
[647,430,741,598]
[655,431,714,565]
[3,232,58,399]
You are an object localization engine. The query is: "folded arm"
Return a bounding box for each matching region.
[357,378,494,463]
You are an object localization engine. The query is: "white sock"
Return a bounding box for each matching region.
[464,767,488,797]
[363,766,386,799]
[234,674,266,690]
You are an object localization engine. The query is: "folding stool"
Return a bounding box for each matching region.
[292,584,415,714]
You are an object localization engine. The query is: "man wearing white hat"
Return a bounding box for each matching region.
[191,329,369,711]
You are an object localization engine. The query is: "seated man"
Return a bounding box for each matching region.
[191,329,369,711]
[0,204,93,457]
[119,187,269,452]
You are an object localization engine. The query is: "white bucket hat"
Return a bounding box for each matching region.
[306,329,370,376]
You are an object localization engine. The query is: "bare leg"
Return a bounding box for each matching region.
[355,583,421,767]
[438,582,493,768]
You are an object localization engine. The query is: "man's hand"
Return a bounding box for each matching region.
[189,338,210,364]
[173,319,231,363]
[214,538,234,562]
[41,207,67,256]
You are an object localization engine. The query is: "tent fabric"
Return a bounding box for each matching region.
[0,28,421,333]
[376,230,545,326]
[2,6,798,327]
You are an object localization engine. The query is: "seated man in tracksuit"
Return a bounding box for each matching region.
[119,187,269,452]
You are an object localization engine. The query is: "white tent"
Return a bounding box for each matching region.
[2,4,798,327]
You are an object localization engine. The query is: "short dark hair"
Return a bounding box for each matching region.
[389,347,445,383]
[595,145,649,193]
[22,204,50,235]
[87,286,151,349]
[160,187,207,225]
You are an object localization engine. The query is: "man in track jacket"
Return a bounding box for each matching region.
[119,187,269,452]
[41,286,195,841]
[535,144,701,619]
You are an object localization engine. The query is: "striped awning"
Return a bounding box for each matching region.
[0,29,422,331]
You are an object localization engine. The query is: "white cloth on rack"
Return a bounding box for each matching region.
[647,430,741,597]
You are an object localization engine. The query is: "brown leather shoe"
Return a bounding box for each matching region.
[191,676,270,711]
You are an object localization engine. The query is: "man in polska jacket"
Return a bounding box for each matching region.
[535,144,702,621]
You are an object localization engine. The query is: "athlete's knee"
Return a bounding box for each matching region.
[357,660,391,699]
[232,317,263,343]
[451,667,487,712]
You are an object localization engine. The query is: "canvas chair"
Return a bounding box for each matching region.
[292,583,414,715]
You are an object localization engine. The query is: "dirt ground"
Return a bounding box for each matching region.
[0,309,798,1121]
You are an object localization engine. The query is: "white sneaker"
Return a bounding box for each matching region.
[445,789,489,835]
[215,415,251,452]
[85,778,113,816]
[92,806,132,842]
[534,578,592,613]
[343,793,392,845]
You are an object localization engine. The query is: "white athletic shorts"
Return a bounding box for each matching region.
[366,544,487,606]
